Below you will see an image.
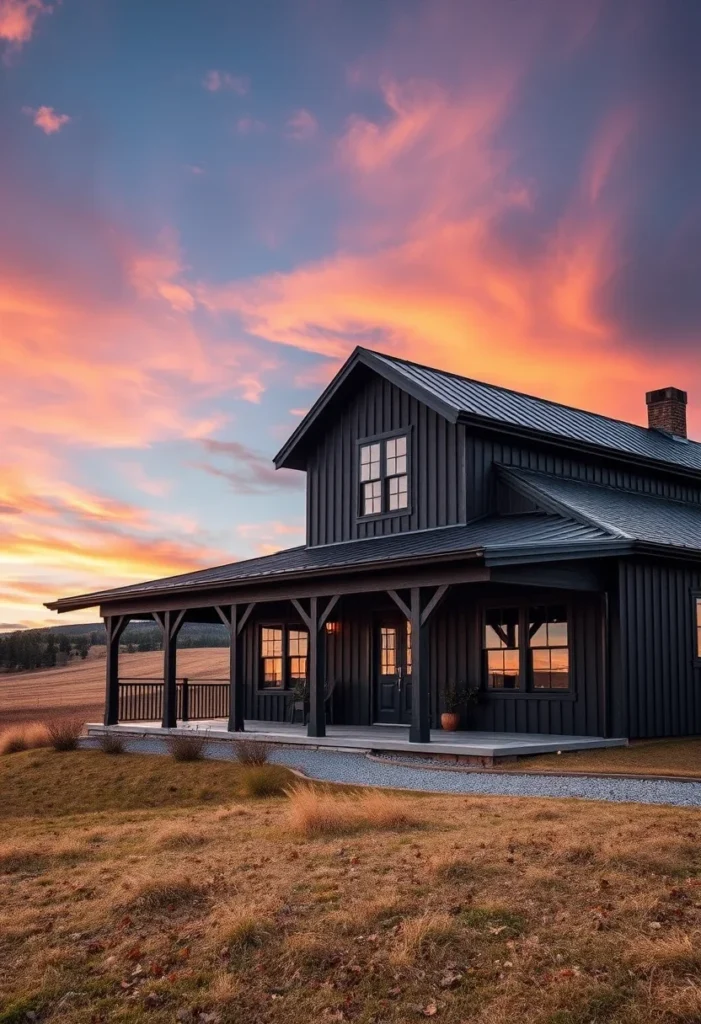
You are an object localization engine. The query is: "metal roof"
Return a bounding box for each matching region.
[372,351,701,474]
[46,513,614,612]
[501,467,701,551]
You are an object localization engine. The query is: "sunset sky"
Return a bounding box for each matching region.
[2,0,701,630]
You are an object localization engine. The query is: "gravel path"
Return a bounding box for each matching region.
[82,734,701,808]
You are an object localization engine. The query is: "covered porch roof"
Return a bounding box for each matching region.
[46,510,623,615]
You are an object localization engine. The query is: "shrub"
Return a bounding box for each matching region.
[231,736,272,765]
[45,717,84,752]
[166,731,207,762]
[97,731,126,755]
[239,764,288,798]
[0,723,50,755]
[286,786,419,836]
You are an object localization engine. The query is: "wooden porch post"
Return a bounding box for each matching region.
[215,603,254,732]
[409,587,430,743]
[308,597,326,737]
[157,610,186,729]
[104,615,128,726]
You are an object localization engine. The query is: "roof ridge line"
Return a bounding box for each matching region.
[371,348,700,448]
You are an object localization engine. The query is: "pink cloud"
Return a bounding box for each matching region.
[23,105,71,134]
[0,0,50,49]
[285,108,318,141]
[203,69,249,95]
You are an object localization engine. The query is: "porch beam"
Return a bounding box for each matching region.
[387,589,411,620]
[307,596,326,738]
[104,614,129,726]
[420,584,450,627]
[409,587,430,744]
[100,564,491,618]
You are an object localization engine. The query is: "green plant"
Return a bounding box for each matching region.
[443,684,479,713]
[291,679,308,701]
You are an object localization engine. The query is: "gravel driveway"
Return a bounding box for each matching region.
[82,734,701,808]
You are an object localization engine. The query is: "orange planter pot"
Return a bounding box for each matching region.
[441,712,461,732]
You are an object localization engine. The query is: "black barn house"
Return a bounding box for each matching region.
[48,348,701,743]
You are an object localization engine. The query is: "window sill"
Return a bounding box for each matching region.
[484,689,576,702]
[356,506,413,525]
[256,688,291,696]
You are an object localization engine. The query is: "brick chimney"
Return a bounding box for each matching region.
[646,387,688,439]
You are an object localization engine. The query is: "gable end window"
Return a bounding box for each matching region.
[359,434,409,517]
[259,625,308,690]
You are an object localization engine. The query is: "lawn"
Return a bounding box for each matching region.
[512,737,701,779]
[2,749,701,1023]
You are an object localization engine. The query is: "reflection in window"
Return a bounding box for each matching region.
[406,619,412,676]
[288,629,308,682]
[359,435,409,516]
[360,443,381,482]
[380,627,397,675]
[528,606,569,690]
[484,608,520,689]
[695,597,701,660]
[362,479,382,515]
[261,627,283,687]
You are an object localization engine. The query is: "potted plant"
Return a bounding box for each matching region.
[290,679,309,724]
[441,683,480,731]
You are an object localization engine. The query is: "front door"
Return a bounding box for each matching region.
[375,619,412,724]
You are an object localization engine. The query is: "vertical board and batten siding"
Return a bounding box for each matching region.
[466,433,701,522]
[612,559,701,739]
[306,376,467,546]
[241,588,605,737]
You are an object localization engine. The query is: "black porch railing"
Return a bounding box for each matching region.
[118,678,229,723]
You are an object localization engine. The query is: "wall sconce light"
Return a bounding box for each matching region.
[325,621,341,634]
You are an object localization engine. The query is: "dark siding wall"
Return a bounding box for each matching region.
[612,559,701,739]
[430,586,604,736]
[470,433,701,521]
[242,587,605,736]
[306,376,467,546]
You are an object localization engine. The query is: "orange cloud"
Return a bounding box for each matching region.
[0,0,50,48]
[23,105,71,134]
[199,74,700,428]
[286,108,318,141]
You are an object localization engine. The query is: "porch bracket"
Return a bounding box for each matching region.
[104,614,130,726]
[291,598,313,632]
[420,584,450,628]
[387,589,411,620]
[318,594,340,631]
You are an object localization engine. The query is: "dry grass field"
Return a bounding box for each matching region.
[0,648,229,727]
[2,748,701,1023]
[508,739,701,779]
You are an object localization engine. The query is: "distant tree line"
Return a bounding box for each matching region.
[0,621,229,672]
[0,629,91,672]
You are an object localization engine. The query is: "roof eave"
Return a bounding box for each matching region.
[273,347,460,471]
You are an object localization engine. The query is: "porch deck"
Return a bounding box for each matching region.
[87,720,627,761]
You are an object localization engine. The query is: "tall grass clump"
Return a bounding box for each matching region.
[286,786,419,836]
[231,736,272,765]
[166,731,207,762]
[0,722,50,755]
[97,731,127,755]
[46,717,84,752]
[239,764,289,798]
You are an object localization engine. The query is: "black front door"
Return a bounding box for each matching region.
[375,619,412,724]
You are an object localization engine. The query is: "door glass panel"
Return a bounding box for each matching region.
[405,620,412,675]
[380,627,397,674]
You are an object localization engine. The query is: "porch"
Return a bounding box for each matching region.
[86,719,626,763]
